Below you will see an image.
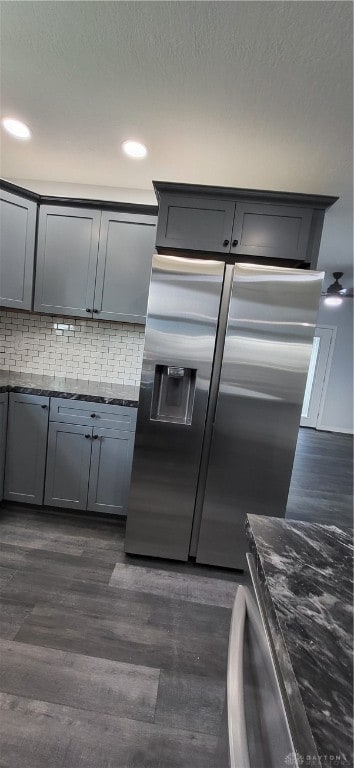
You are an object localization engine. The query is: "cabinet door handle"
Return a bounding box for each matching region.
[85,434,91,439]
[223,239,230,247]
[232,239,238,248]
[93,309,99,314]
[41,404,47,409]
[93,434,99,440]
[86,308,91,313]
[90,413,96,418]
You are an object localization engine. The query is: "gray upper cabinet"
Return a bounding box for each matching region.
[155,195,236,253]
[0,392,8,501]
[87,426,135,514]
[94,212,156,323]
[4,393,49,504]
[0,190,37,310]
[155,195,312,260]
[34,204,156,323]
[153,181,338,267]
[34,205,101,318]
[230,203,313,261]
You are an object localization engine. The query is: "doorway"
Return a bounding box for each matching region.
[300,326,336,429]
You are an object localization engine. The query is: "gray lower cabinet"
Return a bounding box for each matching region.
[0,190,37,310]
[0,392,9,500]
[94,211,156,323]
[34,205,101,318]
[4,393,49,504]
[44,422,92,510]
[44,403,137,514]
[87,427,135,514]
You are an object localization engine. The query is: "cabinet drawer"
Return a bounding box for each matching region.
[49,398,137,430]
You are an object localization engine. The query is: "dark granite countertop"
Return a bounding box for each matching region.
[0,370,139,407]
[247,514,353,767]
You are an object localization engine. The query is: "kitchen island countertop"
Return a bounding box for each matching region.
[246,514,353,767]
[0,370,139,406]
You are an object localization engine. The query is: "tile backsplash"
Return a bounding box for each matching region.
[0,310,145,385]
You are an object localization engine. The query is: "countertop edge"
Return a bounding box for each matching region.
[246,520,322,765]
[0,382,138,407]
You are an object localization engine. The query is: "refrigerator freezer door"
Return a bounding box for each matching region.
[125,254,225,561]
[196,263,324,569]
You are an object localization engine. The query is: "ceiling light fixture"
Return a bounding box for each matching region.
[324,272,345,307]
[2,117,31,139]
[324,295,343,307]
[122,140,147,158]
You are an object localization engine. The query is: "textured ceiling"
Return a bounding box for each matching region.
[0,1,352,276]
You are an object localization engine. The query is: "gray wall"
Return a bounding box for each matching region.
[316,178,353,434]
[316,298,353,434]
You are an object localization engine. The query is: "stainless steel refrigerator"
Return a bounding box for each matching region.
[125,255,323,569]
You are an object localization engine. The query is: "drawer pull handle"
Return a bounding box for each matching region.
[232,239,238,248]
[93,434,99,440]
[41,404,47,409]
[85,434,91,439]
[86,308,91,313]
[91,413,96,418]
[223,239,230,247]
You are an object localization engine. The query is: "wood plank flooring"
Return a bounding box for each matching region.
[0,427,352,767]
[287,428,353,527]
[0,506,241,768]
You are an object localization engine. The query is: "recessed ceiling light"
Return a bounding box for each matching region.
[122,140,147,158]
[2,117,31,139]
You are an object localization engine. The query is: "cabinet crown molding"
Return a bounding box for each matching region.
[152,180,338,210]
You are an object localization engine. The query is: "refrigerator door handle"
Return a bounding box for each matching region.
[228,586,251,768]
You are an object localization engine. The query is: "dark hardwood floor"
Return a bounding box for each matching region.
[0,427,352,767]
[287,428,353,528]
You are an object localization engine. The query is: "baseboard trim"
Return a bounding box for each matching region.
[317,425,354,435]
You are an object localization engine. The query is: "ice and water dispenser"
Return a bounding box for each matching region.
[150,365,196,425]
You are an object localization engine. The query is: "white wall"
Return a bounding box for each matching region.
[316,298,353,433]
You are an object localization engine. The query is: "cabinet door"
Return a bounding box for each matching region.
[94,212,156,323]
[44,422,92,510]
[4,393,49,504]
[87,427,134,515]
[34,206,101,317]
[0,392,8,500]
[155,195,235,253]
[231,203,313,261]
[0,190,37,310]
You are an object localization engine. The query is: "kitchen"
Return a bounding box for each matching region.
[0,2,353,768]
